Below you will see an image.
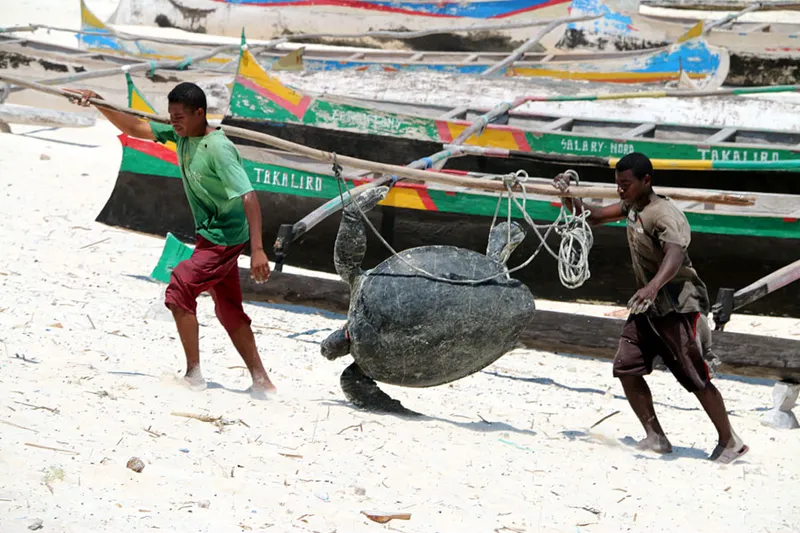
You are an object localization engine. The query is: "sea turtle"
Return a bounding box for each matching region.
[321,186,536,416]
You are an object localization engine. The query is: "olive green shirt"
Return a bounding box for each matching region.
[150,122,253,246]
[621,195,710,316]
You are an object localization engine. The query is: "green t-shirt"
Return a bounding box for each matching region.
[150,122,253,246]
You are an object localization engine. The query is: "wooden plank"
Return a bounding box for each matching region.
[732,258,800,311]
[541,117,574,131]
[706,127,738,144]
[745,23,772,33]
[234,269,800,382]
[461,53,479,63]
[439,106,469,120]
[539,54,555,63]
[347,52,365,60]
[409,53,424,62]
[640,0,800,12]
[622,123,656,138]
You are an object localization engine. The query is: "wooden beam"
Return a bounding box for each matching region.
[705,127,738,144]
[541,117,574,131]
[439,106,470,120]
[622,123,656,138]
[234,269,800,382]
[409,53,424,62]
[745,23,772,32]
[733,258,800,311]
[347,52,365,60]
[461,53,479,63]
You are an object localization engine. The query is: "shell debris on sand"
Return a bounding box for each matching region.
[126,457,145,473]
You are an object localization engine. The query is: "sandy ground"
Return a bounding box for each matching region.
[1,111,800,533]
[3,2,800,532]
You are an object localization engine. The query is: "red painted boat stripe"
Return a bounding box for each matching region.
[783,217,798,223]
[512,130,532,151]
[435,120,454,142]
[122,134,178,166]
[417,188,438,211]
[209,0,569,20]
[236,76,312,119]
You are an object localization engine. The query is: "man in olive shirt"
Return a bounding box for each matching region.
[553,152,748,464]
[67,83,276,399]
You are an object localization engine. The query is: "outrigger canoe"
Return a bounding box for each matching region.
[105,0,573,50]
[95,65,800,317]
[221,38,800,197]
[101,0,800,85]
[558,0,800,85]
[72,1,729,86]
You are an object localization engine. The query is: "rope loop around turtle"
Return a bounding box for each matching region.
[332,165,594,288]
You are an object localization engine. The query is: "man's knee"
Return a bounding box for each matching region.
[214,298,251,333]
[165,262,198,314]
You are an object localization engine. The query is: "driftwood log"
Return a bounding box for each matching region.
[237,268,800,382]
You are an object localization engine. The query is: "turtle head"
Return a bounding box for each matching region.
[486,221,526,265]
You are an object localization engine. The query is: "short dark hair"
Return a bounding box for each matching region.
[615,152,653,180]
[167,82,207,113]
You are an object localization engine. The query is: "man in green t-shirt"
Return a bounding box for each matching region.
[66,83,276,399]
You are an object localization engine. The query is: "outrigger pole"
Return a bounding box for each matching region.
[713,258,800,331]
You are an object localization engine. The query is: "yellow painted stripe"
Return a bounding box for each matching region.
[677,21,705,44]
[81,0,108,30]
[610,158,714,170]
[238,48,307,107]
[379,188,427,210]
[445,123,522,150]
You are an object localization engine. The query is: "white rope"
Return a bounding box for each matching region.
[334,158,593,288]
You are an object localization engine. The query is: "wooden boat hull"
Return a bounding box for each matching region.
[97,134,800,317]
[226,43,800,194]
[106,0,572,51]
[254,38,729,84]
[75,1,727,86]
[557,0,800,85]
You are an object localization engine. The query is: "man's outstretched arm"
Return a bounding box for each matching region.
[552,172,627,226]
[64,88,155,141]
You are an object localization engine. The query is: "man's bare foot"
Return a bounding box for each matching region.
[248,375,277,400]
[635,433,673,454]
[709,432,749,464]
[183,368,207,392]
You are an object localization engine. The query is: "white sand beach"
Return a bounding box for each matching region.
[2,2,800,532]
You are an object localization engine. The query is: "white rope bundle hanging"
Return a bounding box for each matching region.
[333,157,594,289]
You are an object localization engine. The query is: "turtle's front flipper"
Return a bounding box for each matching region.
[340,362,422,417]
[334,186,389,286]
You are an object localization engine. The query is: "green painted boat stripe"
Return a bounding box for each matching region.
[119,148,800,240]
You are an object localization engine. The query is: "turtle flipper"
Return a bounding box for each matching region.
[340,362,422,417]
[334,186,390,286]
[486,221,527,265]
[321,327,350,360]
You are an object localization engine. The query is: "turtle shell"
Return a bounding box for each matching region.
[348,245,535,387]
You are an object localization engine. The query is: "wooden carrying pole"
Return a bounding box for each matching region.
[0,74,757,207]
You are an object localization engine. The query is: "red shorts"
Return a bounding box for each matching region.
[164,235,251,333]
[613,312,711,393]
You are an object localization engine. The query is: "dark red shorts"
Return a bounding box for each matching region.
[164,235,251,333]
[613,312,711,393]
